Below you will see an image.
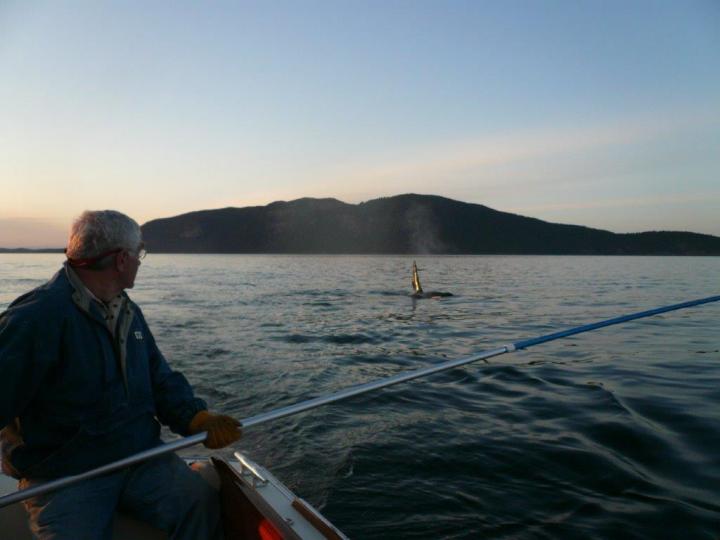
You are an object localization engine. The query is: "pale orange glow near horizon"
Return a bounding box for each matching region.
[2,2,718,247]
[3,108,719,247]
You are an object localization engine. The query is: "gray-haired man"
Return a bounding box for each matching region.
[0,210,241,539]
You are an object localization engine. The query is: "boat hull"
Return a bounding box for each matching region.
[0,452,346,540]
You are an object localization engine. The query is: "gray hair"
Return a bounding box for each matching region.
[66,210,142,269]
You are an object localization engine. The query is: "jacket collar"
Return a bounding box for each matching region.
[63,262,129,319]
[64,262,95,312]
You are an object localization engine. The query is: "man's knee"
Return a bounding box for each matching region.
[21,475,120,540]
[173,459,221,510]
[175,462,223,539]
[126,456,222,538]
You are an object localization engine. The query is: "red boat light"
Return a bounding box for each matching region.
[258,518,283,540]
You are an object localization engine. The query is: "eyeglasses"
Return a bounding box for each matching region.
[66,248,124,268]
[65,245,147,267]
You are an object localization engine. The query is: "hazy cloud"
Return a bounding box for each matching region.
[325,108,720,189]
[515,191,720,213]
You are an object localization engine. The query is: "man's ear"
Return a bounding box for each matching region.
[115,250,129,271]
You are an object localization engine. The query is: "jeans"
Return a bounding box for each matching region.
[20,453,223,540]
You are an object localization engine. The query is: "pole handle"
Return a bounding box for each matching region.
[0,433,207,508]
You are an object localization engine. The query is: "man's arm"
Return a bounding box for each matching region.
[142,321,207,435]
[0,309,56,429]
[138,310,241,448]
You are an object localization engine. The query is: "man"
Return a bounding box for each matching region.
[0,210,241,539]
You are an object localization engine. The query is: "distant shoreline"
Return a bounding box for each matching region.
[1,249,718,257]
[0,248,64,253]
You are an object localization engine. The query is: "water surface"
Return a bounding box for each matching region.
[2,254,719,539]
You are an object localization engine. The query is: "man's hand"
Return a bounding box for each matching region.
[188,410,242,449]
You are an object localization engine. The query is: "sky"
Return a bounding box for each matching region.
[0,0,718,247]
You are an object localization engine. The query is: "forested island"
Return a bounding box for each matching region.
[139,194,720,255]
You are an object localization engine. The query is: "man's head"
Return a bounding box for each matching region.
[66,210,145,291]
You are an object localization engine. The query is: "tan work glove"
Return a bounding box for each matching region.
[188,410,242,449]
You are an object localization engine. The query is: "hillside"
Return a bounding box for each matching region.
[140,194,720,255]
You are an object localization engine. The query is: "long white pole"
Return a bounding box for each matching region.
[1,294,718,508]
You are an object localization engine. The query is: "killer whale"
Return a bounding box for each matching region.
[410,261,453,299]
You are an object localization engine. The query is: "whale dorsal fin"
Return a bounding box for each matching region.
[412,261,423,294]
